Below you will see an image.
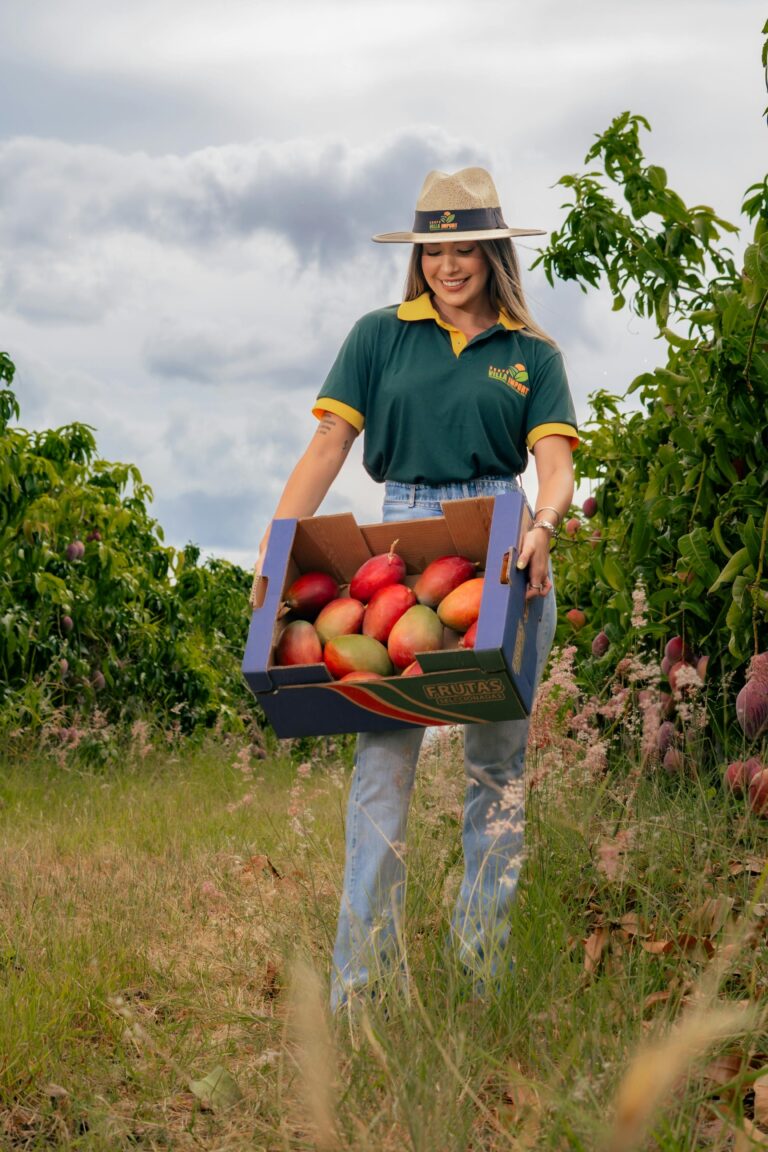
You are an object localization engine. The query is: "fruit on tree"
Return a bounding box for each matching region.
[275,620,323,666]
[745,756,764,785]
[315,597,365,646]
[350,541,406,602]
[92,670,106,692]
[735,652,768,741]
[324,634,393,680]
[748,768,768,817]
[723,760,747,795]
[659,691,675,719]
[591,631,610,657]
[283,571,339,620]
[362,583,416,643]
[436,577,484,632]
[565,608,586,630]
[657,721,676,756]
[723,757,763,797]
[665,636,694,665]
[668,660,702,694]
[61,615,74,634]
[565,517,580,536]
[582,496,598,518]
[662,746,684,773]
[388,605,443,669]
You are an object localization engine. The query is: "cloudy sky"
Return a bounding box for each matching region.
[1,0,765,567]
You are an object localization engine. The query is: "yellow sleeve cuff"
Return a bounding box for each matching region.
[311,398,365,433]
[526,423,580,450]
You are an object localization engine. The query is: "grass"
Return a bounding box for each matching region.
[2,727,768,1150]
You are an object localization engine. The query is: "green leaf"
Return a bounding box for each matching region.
[711,516,732,558]
[189,1065,243,1112]
[742,516,763,567]
[678,528,712,570]
[708,547,750,593]
[601,554,627,592]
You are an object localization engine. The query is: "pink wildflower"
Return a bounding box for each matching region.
[631,581,648,629]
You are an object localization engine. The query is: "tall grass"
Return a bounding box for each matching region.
[2,722,768,1150]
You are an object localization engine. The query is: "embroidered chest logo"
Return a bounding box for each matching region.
[488,362,529,396]
[428,211,457,232]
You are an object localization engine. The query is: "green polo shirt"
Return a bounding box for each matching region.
[313,292,578,485]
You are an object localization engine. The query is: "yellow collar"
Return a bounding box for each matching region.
[397,292,523,332]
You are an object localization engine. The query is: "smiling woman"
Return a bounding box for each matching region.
[255,165,578,1013]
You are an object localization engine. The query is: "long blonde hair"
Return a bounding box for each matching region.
[403,239,557,347]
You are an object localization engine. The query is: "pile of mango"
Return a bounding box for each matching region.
[274,543,484,681]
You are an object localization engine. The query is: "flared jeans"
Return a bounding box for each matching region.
[330,477,557,1010]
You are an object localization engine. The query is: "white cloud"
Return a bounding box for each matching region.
[0,0,764,561]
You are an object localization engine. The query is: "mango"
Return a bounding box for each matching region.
[749,768,768,816]
[350,540,406,602]
[338,670,385,682]
[413,555,477,608]
[401,660,423,677]
[283,570,339,620]
[362,583,416,643]
[388,604,443,670]
[436,577,484,632]
[275,620,322,666]
[324,634,393,680]
[315,597,365,645]
[458,618,478,649]
[736,679,768,741]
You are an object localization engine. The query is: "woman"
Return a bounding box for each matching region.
[255,167,578,1010]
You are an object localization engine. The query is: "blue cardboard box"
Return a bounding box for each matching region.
[242,492,543,738]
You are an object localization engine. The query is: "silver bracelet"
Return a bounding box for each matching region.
[532,518,560,539]
[534,506,562,526]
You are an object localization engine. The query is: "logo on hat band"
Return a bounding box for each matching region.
[412,206,507,235]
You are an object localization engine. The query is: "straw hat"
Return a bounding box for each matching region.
[372,166,545,244]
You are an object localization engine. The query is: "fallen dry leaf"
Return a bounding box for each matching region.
[242,854,282,878]
[754,1073,768,1126]
[687,896,736,937]
[596,829,635,881]
[700,1051,745,1100]
[729,856,768,877]
[584,926,610,975]
[641,939,674,955]
[619,912,648,937]
[735,1117,768,1149]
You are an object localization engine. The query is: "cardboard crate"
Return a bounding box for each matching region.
[242,492,544,738]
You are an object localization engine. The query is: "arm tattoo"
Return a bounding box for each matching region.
[317,414,335,437]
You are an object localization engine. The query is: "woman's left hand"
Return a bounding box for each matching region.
[516,526,553,600]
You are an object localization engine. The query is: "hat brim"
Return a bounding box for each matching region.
[371,227,546,244]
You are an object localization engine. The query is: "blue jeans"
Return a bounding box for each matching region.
[330,477,557,1009]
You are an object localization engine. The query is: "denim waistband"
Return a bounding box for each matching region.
[384,474,521,507]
